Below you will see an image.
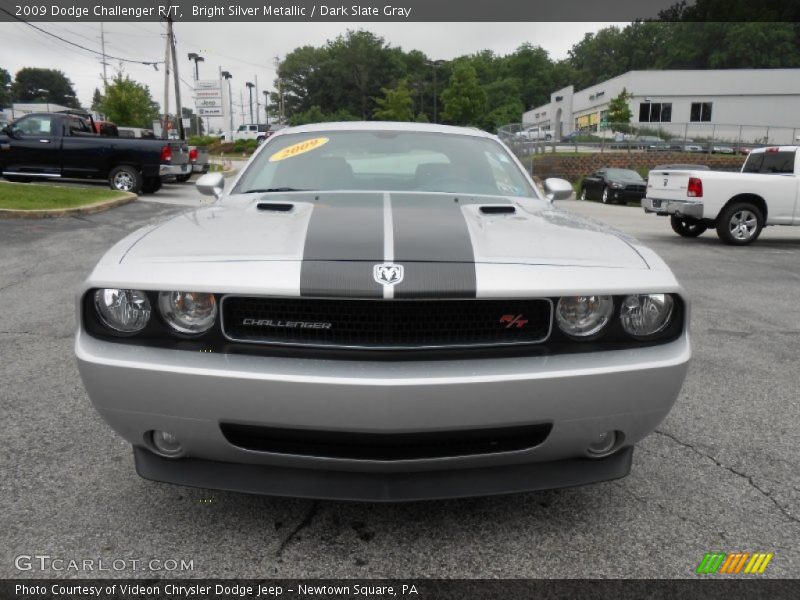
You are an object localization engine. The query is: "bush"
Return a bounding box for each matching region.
[187,135,219,146]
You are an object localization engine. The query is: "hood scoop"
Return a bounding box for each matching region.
[257,202,294,212]
[479,205,516,215]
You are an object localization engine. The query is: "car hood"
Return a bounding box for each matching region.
[120,191,648,270]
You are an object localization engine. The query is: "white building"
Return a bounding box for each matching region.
[523,69,800,144]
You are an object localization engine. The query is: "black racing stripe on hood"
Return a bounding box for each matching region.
[391,194,483,299]
[300,194,384,297]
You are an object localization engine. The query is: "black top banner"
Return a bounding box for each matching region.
[0,0,715,23]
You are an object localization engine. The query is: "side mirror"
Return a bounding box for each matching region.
[2,125,16,138]
[196,172,225,200]
[543,177,574,201]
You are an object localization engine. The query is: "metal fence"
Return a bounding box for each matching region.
[497,122,800,161]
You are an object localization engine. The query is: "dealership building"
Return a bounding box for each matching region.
[522,69,800,143]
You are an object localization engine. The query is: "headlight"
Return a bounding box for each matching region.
[620,294,674,338]
[158,291,217,334]
[555,295,614,338]
[611,182,624,189]
[94,289,151,334]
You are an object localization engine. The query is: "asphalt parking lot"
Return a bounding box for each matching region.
[2,185,799,579]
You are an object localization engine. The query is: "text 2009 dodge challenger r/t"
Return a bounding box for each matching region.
[75,122,690,501]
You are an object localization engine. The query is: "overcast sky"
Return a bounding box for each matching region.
[2,21,620,123]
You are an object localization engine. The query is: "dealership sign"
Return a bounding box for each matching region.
[194,79,225,118]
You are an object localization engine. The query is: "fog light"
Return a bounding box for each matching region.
[151,430,183,457]
[587,430,617,456]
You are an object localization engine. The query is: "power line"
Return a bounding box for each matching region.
[0,7,163,68]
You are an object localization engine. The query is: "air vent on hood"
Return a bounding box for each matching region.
[256,203,294,212]
[479,205,516,215]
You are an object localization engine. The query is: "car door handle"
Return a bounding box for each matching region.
[39,139,51,143]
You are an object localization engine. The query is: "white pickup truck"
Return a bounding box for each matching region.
[642,146,799,245]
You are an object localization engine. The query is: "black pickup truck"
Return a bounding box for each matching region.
[0,112,189,194]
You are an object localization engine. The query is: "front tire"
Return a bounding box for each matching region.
[716,202,763,245]
[670,215,707,237]
[601,186,610,204]
[109,165,142,194]
[579,187,587,201]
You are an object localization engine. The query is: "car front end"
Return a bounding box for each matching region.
[75,123,690,501]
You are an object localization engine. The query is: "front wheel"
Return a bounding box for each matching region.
[579,187,587,201]
[601,186,610,204]
[670,215,707,237]
[716,202,764,245]
[109,165,142,194]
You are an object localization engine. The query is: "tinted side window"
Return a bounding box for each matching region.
[743,151,796,174]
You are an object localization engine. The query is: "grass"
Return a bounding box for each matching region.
[0,181,128,211]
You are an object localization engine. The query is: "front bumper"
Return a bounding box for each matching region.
[610,188,646,202]
[642,197,704,219]
[76,328,690,500]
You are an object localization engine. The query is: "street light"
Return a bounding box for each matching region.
[262,90,269,124]
[427,59,445,123]
[187,53,205,81]
[221,70,233,133]
[245,82,255,124]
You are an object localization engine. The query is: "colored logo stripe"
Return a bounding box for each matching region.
[696,552,773,574]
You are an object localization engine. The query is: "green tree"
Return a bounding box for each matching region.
[99,71,159,128]
[288,105,358,126]
[607,87,633,130]
[440,62,486,126]
[479,77,524,132]
[0,68,11,108]
[372,79,414,121]
[11,68,80,108]
[90,88,103,113]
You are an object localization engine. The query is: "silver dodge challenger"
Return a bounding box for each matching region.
[75,122,690,501]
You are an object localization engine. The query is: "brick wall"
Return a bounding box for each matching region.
[530,152,744,181]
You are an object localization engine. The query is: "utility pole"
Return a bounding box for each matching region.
[167,16,185,139]
[162,22,171,139]
[245,82,255,123]
[100,23,108,90]
[274,56,284,123]
[221,70,233,134]
[254,75,260,125]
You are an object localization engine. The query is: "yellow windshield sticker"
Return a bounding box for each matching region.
[269,137,329,162]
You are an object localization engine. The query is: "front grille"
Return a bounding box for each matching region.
[220,422,553,461]
[626,184,647,193]
[221,296,552,350]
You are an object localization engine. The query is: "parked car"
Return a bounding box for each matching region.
[223,123,272,144]
[643,146,800,244]
[0,113,189,194]
[515,126,552,141]
[75,121,689,501]
[712,145,735,154]
[580,168,648,204]
[175,145,210,183]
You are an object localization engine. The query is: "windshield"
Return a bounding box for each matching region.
[232,130,536,197]
[606,169,643,180]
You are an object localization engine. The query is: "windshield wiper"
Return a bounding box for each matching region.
[243,187,311,193]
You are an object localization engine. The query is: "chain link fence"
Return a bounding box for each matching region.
[498,122,800,162]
